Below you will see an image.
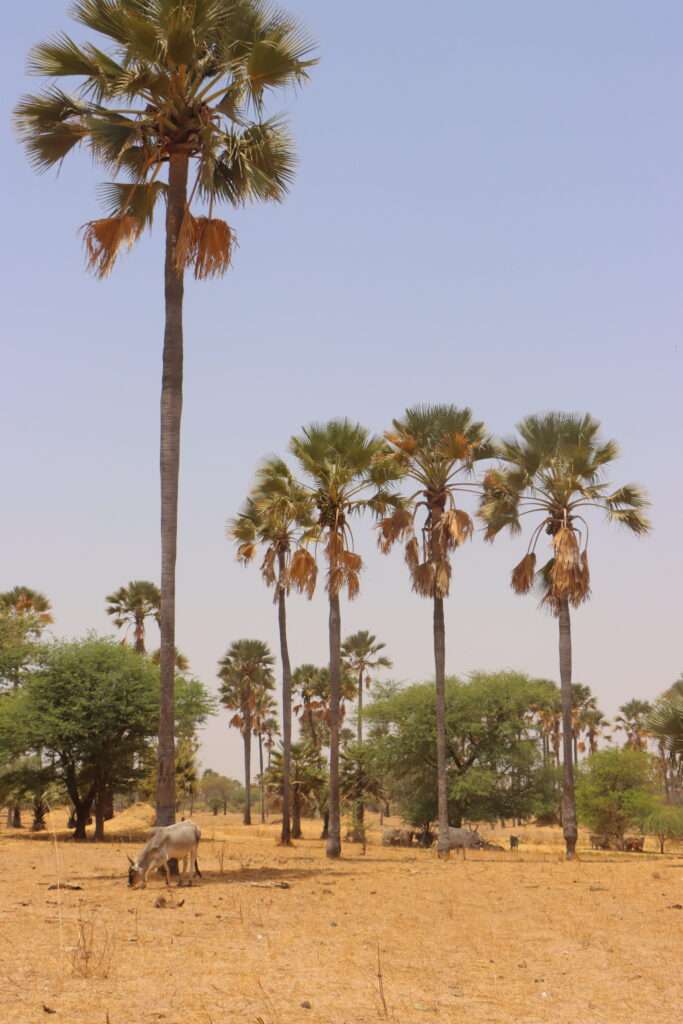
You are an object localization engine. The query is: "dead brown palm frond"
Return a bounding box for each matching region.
[384,431,417,454]
[260,547,277,588]
[550,526,583,599]
[81,215,142,278]
[325,531,344,562]
[194,217,235,279]
[511,552,537,594]
[377,507,413,553]
[434,559,451,598]
[404,536,420,570]
[438,431,472,462]
[236,541,257,565]
[440,508,473,547]
[570,549,591,607]
[175,206,199,271]
[289,548,317,599]
[340,550,362,575]
[411,561,435,597]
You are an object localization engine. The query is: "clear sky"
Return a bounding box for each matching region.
[3,2,682,781]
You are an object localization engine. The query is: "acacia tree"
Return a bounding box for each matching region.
[378,405,493,855]
[290,420,402,858]
[218,639,274,825]
[480,412,650,859]
[229,457,316,843]
[106,580,160,653]
[341,631,392,745]
[15,0,315,827]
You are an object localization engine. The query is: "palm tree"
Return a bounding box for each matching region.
[0,587,53,638]
[341,631,392,744]
[582,708,610,755]
[252,689,278,823]
[615,699,652,751]
[15,1,316,828]
[290,420,402,857]
[266,742,326,839]
[106,580,160,653]
[378,405,493,855]
[292,664,327,747]
[229,457,316,843]
[570,683,598,765]
[340,743,385,847]
[480,412,650,859]
[218,639,275,825]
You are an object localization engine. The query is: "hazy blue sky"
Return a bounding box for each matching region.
[3,2,682,780]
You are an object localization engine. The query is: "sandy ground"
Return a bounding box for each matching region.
[1,806,681,1024]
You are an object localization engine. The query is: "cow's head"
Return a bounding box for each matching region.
[127,855,144,888]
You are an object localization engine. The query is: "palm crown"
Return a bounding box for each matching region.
[289,420,403,598]
[0,587,53,635]
[378,404,494,598]
[15,0,316,278]
[480,413,650,613]
[217,637,274,733]
[229,456,317,599]
[341,631,392,689]
[105,579,161,652]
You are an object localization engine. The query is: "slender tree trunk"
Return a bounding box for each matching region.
[559,598,578,860]
[434,595,450,856]
[9,805,22,829]
[277,559,293,845]
[243,720,252,826]
[327,591,342,858]
[134,613,146,655]
[357,667,364,744]
[320,809,329,840]
[292,788,302,839]
[258,732,265,823]
[156,151,189,827]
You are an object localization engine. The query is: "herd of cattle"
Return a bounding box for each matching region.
[123,821,650,889]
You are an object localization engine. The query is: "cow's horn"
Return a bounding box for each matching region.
[126,855,134,866]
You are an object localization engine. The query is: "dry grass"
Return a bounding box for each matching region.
[1,805,683,1023]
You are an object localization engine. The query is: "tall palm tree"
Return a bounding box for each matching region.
[229,457,316,843]
[570,683,598,765]
[218,639,275,825]
[480,412,650,859]
[615,699,652,751]
[252,688,278,822]
[341,630,392,744]
[0,587,53,638]
[106,580,160,653]
[582,708,610,755]
[15,0,316,828]
[290,420,402,858]
[378,405,493,855]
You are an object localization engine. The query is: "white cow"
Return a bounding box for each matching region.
[127,821,202,889]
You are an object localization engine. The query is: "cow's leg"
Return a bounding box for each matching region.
[161,857,171,887]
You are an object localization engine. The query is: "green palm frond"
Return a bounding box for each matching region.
[98,180,168,227]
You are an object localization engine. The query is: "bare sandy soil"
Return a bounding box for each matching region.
[1,805,681,1024]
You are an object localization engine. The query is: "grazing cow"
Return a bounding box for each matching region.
[127,821,202,889]
[509,835,520,851]
[381,827,414,847]
[444,827,486,852]
[623,836,645,852]
[589,834,610,850]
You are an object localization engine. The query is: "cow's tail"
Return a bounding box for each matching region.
[194,856,202,878]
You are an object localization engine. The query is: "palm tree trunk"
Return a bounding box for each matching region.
[292,787,302,839]
[327,591,342,858]
[277,555,293,845]
[558,598,578,859]
[357,667,364,744]
[134,612,145,655]
[157,151,189,827]
[434,595,450,856]
[243,718,252,826]
[258,731,265,824]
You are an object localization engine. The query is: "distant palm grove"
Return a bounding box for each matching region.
[7,1,680,862]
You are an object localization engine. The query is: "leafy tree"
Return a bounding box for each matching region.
[480,412,650,858]
[340,742,384,844]
[15,0,316,828]
[0,638,159,839]
[106,580,160,653]
[266,742,326,838]
[642,803,683,854]
[229,456,316,843]
[576,748,656,848]
[200,770,244,815]
[290,420,401,857]
[378,405,493,854]
[615,699,652,751]
[365,672,550,829]
[218,639,275,825]
[341,631,392,745]
[0,587,53,636]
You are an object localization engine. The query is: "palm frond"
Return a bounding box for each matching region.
[81,214,142,277]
